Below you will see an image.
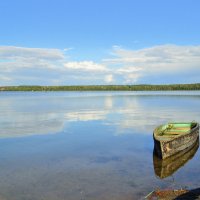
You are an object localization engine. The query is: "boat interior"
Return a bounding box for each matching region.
[157,122,197,138]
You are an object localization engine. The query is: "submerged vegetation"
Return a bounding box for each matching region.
[1,83,200,91]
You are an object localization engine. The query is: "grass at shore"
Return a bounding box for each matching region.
[1,83,200,91]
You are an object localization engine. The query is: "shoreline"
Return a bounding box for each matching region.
[1,83,200,91]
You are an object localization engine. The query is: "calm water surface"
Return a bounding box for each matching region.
[0,91,200,200]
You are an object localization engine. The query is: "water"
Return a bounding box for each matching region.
[0,91,200,200]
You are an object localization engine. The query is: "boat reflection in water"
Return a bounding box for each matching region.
[153,140,199,179]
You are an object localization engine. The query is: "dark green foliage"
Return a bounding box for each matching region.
[1,83,200,91]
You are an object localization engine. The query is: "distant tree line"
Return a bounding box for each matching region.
[0,83,200,91]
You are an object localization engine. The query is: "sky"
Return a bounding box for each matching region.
[0,0,200,85]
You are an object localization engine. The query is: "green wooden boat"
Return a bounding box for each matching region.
[153,122,199,159]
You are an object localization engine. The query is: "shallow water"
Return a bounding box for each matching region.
[0,91,200,200]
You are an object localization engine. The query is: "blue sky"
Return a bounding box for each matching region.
[0,0,200,85]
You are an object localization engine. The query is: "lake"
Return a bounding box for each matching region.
[0,91,200,200]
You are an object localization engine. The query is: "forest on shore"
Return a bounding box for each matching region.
[1,83,200,91]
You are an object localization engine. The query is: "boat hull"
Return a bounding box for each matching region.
[153,123,199,159]
[153,139,199,179]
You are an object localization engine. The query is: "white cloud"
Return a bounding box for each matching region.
[0,75,11,81]
[0,46,65,76]
[116,66,142,74]
[125,74,141,83]
[105,44,200,83]
[105,74,114,83]
[64,61,108,72]
[108,45,200,66]
[0,45,200,85]
[0,46,111,85]
[0,46,64,60]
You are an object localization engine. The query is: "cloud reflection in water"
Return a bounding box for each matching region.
[0,92,200,137]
